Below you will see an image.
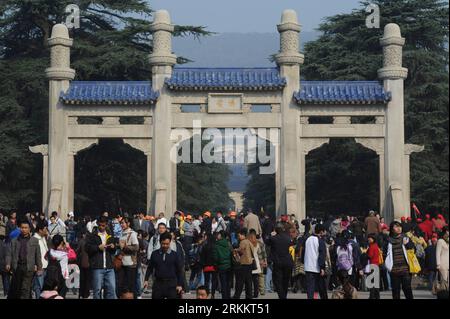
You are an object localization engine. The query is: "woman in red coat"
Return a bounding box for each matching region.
[367,234,381,299]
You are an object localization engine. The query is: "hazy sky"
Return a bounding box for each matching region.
[148,0,363,33]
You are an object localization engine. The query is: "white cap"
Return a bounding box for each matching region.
[68,211,74,217]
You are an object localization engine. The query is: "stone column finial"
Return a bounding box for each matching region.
[149,10,177,67]
[378,23,408,80]
[275,9,304,66]
[45,24,75,80]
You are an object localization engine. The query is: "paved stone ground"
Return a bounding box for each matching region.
[0,274,436,299]
[0,288,435,299]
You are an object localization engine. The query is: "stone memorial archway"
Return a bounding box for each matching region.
[30,9,422,222]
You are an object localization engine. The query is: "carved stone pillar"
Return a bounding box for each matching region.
[378,23,408,221]
[45,24,75,217]
[150,10,176,217]
[404,144,424,216]
[276,10,304,220]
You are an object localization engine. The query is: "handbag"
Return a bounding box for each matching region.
[378,248,384,265]
[432,273,449,295]
[232,250,241,265]
[251,246,258,271]
[113,253,123,271]
[113,233,132,271]
[292,257,305,276]
[406,249,421,274]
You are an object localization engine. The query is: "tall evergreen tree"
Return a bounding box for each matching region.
[243,162,275,215]
[303,0,449,215]
[0,0,209,213]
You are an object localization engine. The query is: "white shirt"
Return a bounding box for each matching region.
[98,232,107,268]
[33,233,49,269]
[304,235,320,273]
[120,229,139,266]
[192,220,201,233]
[212,222,218,233]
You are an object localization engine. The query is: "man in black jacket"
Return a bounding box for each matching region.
[169,211,182,235]
[266,224,294,299]
[143,232,184,299]
[85,216,117,299]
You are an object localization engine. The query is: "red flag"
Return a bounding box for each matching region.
[412,203,421,218]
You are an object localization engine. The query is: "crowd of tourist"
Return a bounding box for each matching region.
[0,208,448,299]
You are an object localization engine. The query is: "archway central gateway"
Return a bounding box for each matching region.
[30,9,423,222]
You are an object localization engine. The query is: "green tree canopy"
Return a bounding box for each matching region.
[0,0,209,214]
[302,0,449,216]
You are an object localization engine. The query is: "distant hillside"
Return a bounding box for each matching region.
[173,32,320,67]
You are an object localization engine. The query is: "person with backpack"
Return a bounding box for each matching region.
[339,230,363,288]
[304,223,328,299]
[335,232,355,284]
[213,230,233,299]
[385,221,415,299]
[406,228,427,271]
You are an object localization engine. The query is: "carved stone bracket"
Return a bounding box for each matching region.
[404,143,424,155]
[123,138,152,155]
[301,138,330,155]
[69,139,99,155]
[355,138,385,155]
[29,144,49,156]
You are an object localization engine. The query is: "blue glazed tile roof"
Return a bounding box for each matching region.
[294,81,391,105]
[166,67,286,90]
[60,81,159,105]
